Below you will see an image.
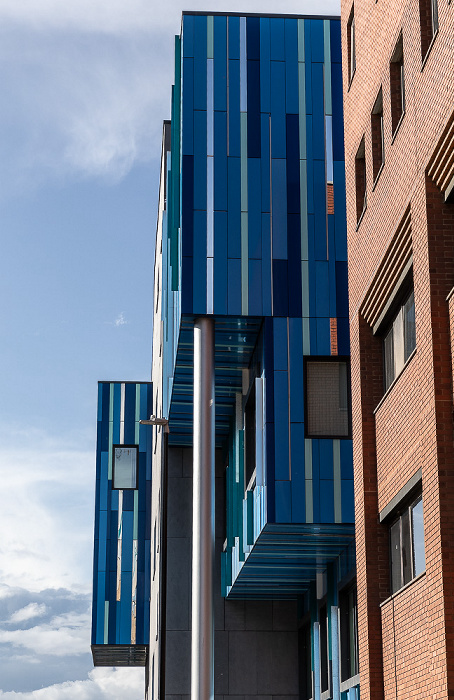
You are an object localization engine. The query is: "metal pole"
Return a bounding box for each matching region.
[191,317,215,700]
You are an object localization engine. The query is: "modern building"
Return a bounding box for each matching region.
[92,11,359,700]
[340,0,454,698]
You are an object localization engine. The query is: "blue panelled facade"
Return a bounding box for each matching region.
[91,381,152,667]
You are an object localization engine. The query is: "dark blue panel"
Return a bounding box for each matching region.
[273,259,289,317]
[331,63,344,161]
[337,317,350,355]
[214,111,228,211]
[285,19,299,114]
[287,213,302,318]
[335,261,349,317]
[119,577,132,643]
[341,480,355,523]
[145,481,152,539]
[310,19,325,62]
[274,370,289,482]
[290,422,305,522]
[109,513,118,571]
[334,162,347,261]
[182,14,194,58]
[264,318,275,422]
[248,259,262,316]
[227,157,241,258]
[193,110,207,210]
[270,61,286,158]
[260,114,271,213]
[193,210,207,314]
[306,140,314,212]
[260,17,271,112]
[107,574,117,643]
[99,510,108,554]
[286,115,300,214]
[314,161,327,260]
[214,211,228,314]
[312,65,325,161]
[340,440,354,480]
[124,385,135,442]
[228,15,240,59]
[248,158,261,258]
[266,422,275,522]
[246,16,260,59]
[311,436,320,478]
[228,59,241,156]
[289,318,304,423]
[320,480,334,523]
[271,158,287,259]
[328,216,337,317]
[121,512,134,572]
[316,318,331,355]
[102,382,110,425]
[319,440,333,479]
[261,214,272,315]
[315,261,330,317]
[273,317,288,371]
[98,418,107,455]
[182,155,194,256]
[227,258,241,315]
[182,256,193,314]
[275,480,292,523]
[193,15,207,111]
[247,60,261,157]
[214,16,227,111]
[330,19,342,63]
[304,44,313,115]
[308,218,316,316]
[270,17,285,60]
[122,489,134,511]
[182,57,194,156]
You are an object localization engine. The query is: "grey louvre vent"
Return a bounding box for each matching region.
[91,644,148,667]
[306,360,350,438]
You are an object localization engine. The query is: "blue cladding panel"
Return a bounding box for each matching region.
[247,60,261,158]
[320,480,334,523]
[273,317,288,371]
[341,480,355,523]
[288,214,302,318]
[246,16,260,59]
[228,60,241,156]
[214,211,228,314]
[119,577,132,643]
[248,158,261,258]
[290,422,305,522]
[334,161,347,260]
[193,210,207,314]
[248,259,262,316]
[261,214,272,315]
[193,16,207,110]
[331,62,345,161]
[182,58,194,155]
[182,155,194,257]
[214,17,227,111]
[316,318,331,355]
[271,159,287,259]
[285,20,299,114]
[289,318,304,422]
[335,261,349,317]
[260,18,271,112]
[273,259,289,317]
[304,37,313,114]
[214,111,228,211]
[337,317,350,355]
[270,17,285,60]
[227,158,241,257]
[193,111,207,210]
[340,440,354,480]
[227,258,241,315]
[330,20,342,63]
[311,65,325,160]
[270,61,286,158]
[274,370,289,480]
[275,480,292,523]
[310,20,325,63]
[314,161,327,260]
[260,114,271,212]
[183,14,194,57]
[228,15,240,59]
[319,440,333,479]
[315,261,330,317]
[286,115,300,213]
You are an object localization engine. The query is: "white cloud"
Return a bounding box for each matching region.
[0,611,90,657]
[0,667,144,700]
[8,604,47,624]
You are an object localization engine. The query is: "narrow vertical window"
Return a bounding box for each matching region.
[371,89,384,182]
[390,492,425,593]
[419,0,438,59]
[383,286,415,392]
[340,584,359,683]
[355,137,367,224]
[319,605,329,694]
[390,34,405,134]
[347,6,356,83]
[298,623,312,700]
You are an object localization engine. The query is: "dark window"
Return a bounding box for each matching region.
[355,138,367,223]
[371,89,384,182]
[340,584,359,682]
[305,359,351,438]
[347,6,356,83]
[244,381,256,490]
[319,605,329,694]
[390,34,405,134]
[383,287,415,391]
[298,622,312,700]
[390,493,425,593]
[419,0,438,59]
[113,445,138,489]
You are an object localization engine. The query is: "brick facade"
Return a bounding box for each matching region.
[341,0,454,698]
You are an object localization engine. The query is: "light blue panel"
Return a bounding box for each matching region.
[259,17,271,112]
[248,157,261,258]
[273,317,288,371]
[193,210,207,314]
[271,159,287,259]
[193,110,207,210]
[270,17,285,61]
[334,161,347,261]
[319,439,333,479]
[214,16,227,111]
[341,480,355,523]
[340,440,354,480]
[121,511,134,572]
[289,317,304,423]
[119,576,132,643]
[260,114,271,212]
[214,210,228,315]
[311,64,325,161]
[310,19,325,63]
[316,318,331,355]
[270,61,286,157]
[182,14,194,58]
[248,259,262,316]
[320,481,334,523]
[182,57,194,156]
[285,19,299,114]
[100,453,109,511]
[290,422,305,522]
[193,15,207,111]
[315,261,330,317]
[228,59,241,157]
[274,370,289,481]
[261,213,272,316]
[214,111,228,211]
[275,480,292,523]
[314,160,327,260]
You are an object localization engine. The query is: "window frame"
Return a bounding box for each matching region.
[347,5,356,85]
[339,582,360,689]
[355,137,367,227]
[112,444,139,490]
[319,602,331,700]
[390,33,405,138]
[389,490,425,595]
[380,279,415,393]
[371,88,385,185]
[304,356,352,440]
[419,0,439,62]
[298,618,313,700]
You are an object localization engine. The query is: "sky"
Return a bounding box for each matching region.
[0,0,339,697]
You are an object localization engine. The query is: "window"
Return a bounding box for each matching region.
[371,89,384,182]
[113,445,138,489]
[390,34,405,134]
[244,381,256,490]
[390,493,425,593]
[298,622,312,700]
[419,0,438,59]
[347,6,356,83]
[319,605,329,696]
[355,138,367,224]
[340,584,359,684]
[305,358,351,438]
[383,287,415,391]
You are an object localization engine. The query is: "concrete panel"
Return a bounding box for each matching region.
[215,475,226,537]
[256,632,299,695]
[225,600,245,630]
[272,601,297,631]
[182,447,193,477]
[165,631,191,695]
[229,631,257,695]
[214,538,225,630]
[214,630,229,694]
[168,448,183,477]
[167,476,192,537]
[166,537,190,631]
[245,600,273,631]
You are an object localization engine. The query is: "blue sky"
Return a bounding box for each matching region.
[0,0,339,697]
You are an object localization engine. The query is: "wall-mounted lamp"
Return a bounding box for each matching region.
[139,414,170,433]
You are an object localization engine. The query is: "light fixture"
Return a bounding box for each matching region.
[139,415,170,433]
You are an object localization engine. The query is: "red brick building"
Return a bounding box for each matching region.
[340,0,454,698]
